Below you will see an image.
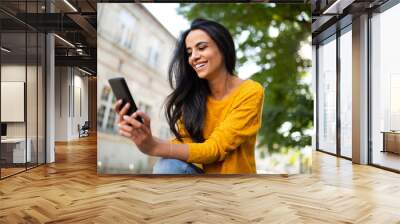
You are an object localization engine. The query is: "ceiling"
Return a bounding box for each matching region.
[0,0,97,75]
[312,0,389,44]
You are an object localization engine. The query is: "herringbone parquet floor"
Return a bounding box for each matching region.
[1,134,400,223]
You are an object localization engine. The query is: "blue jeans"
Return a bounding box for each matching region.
[152,158,203,174]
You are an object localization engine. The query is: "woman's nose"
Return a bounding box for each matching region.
[191,50,200,60]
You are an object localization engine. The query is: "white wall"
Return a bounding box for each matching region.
[1,65,39,138]
[72,73,89,138]
[55,67,68,141]
[54,67,89,141]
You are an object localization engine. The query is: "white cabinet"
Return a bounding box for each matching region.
[1,138,32,163]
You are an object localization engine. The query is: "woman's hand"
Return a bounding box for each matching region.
[114,99,129,125]
[114,100,159,156]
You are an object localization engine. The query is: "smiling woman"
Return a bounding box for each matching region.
[115,19,264,174]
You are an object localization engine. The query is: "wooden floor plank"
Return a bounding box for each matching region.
[0,134,399,223]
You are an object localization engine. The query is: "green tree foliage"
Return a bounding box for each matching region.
[178,3,313,156]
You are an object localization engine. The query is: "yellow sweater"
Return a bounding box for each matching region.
[172,79,264,174]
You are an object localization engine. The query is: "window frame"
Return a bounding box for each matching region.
[368,0,400,173]
[315,20,353,161]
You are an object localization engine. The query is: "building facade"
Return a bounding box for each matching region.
[97,3,176,174]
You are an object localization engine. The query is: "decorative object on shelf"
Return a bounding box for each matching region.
[381,131,400,154]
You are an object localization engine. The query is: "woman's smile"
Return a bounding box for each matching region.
[194,61,207,71]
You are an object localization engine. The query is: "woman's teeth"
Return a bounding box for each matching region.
[195,63,206,69]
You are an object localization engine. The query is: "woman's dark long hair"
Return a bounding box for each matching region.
[165,18,236,142]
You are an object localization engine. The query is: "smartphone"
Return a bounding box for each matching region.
[108,77,143,123]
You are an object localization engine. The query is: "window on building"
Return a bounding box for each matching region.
[147,39,160,68]
[111,95,117,105]
[101,86,111,101]
[98,105,107,128]
[106,109,117,131]
[98,83,120,133]
[116,10,137,50]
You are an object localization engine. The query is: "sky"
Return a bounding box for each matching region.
[143,3,312,81]
[143,3,189,39]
